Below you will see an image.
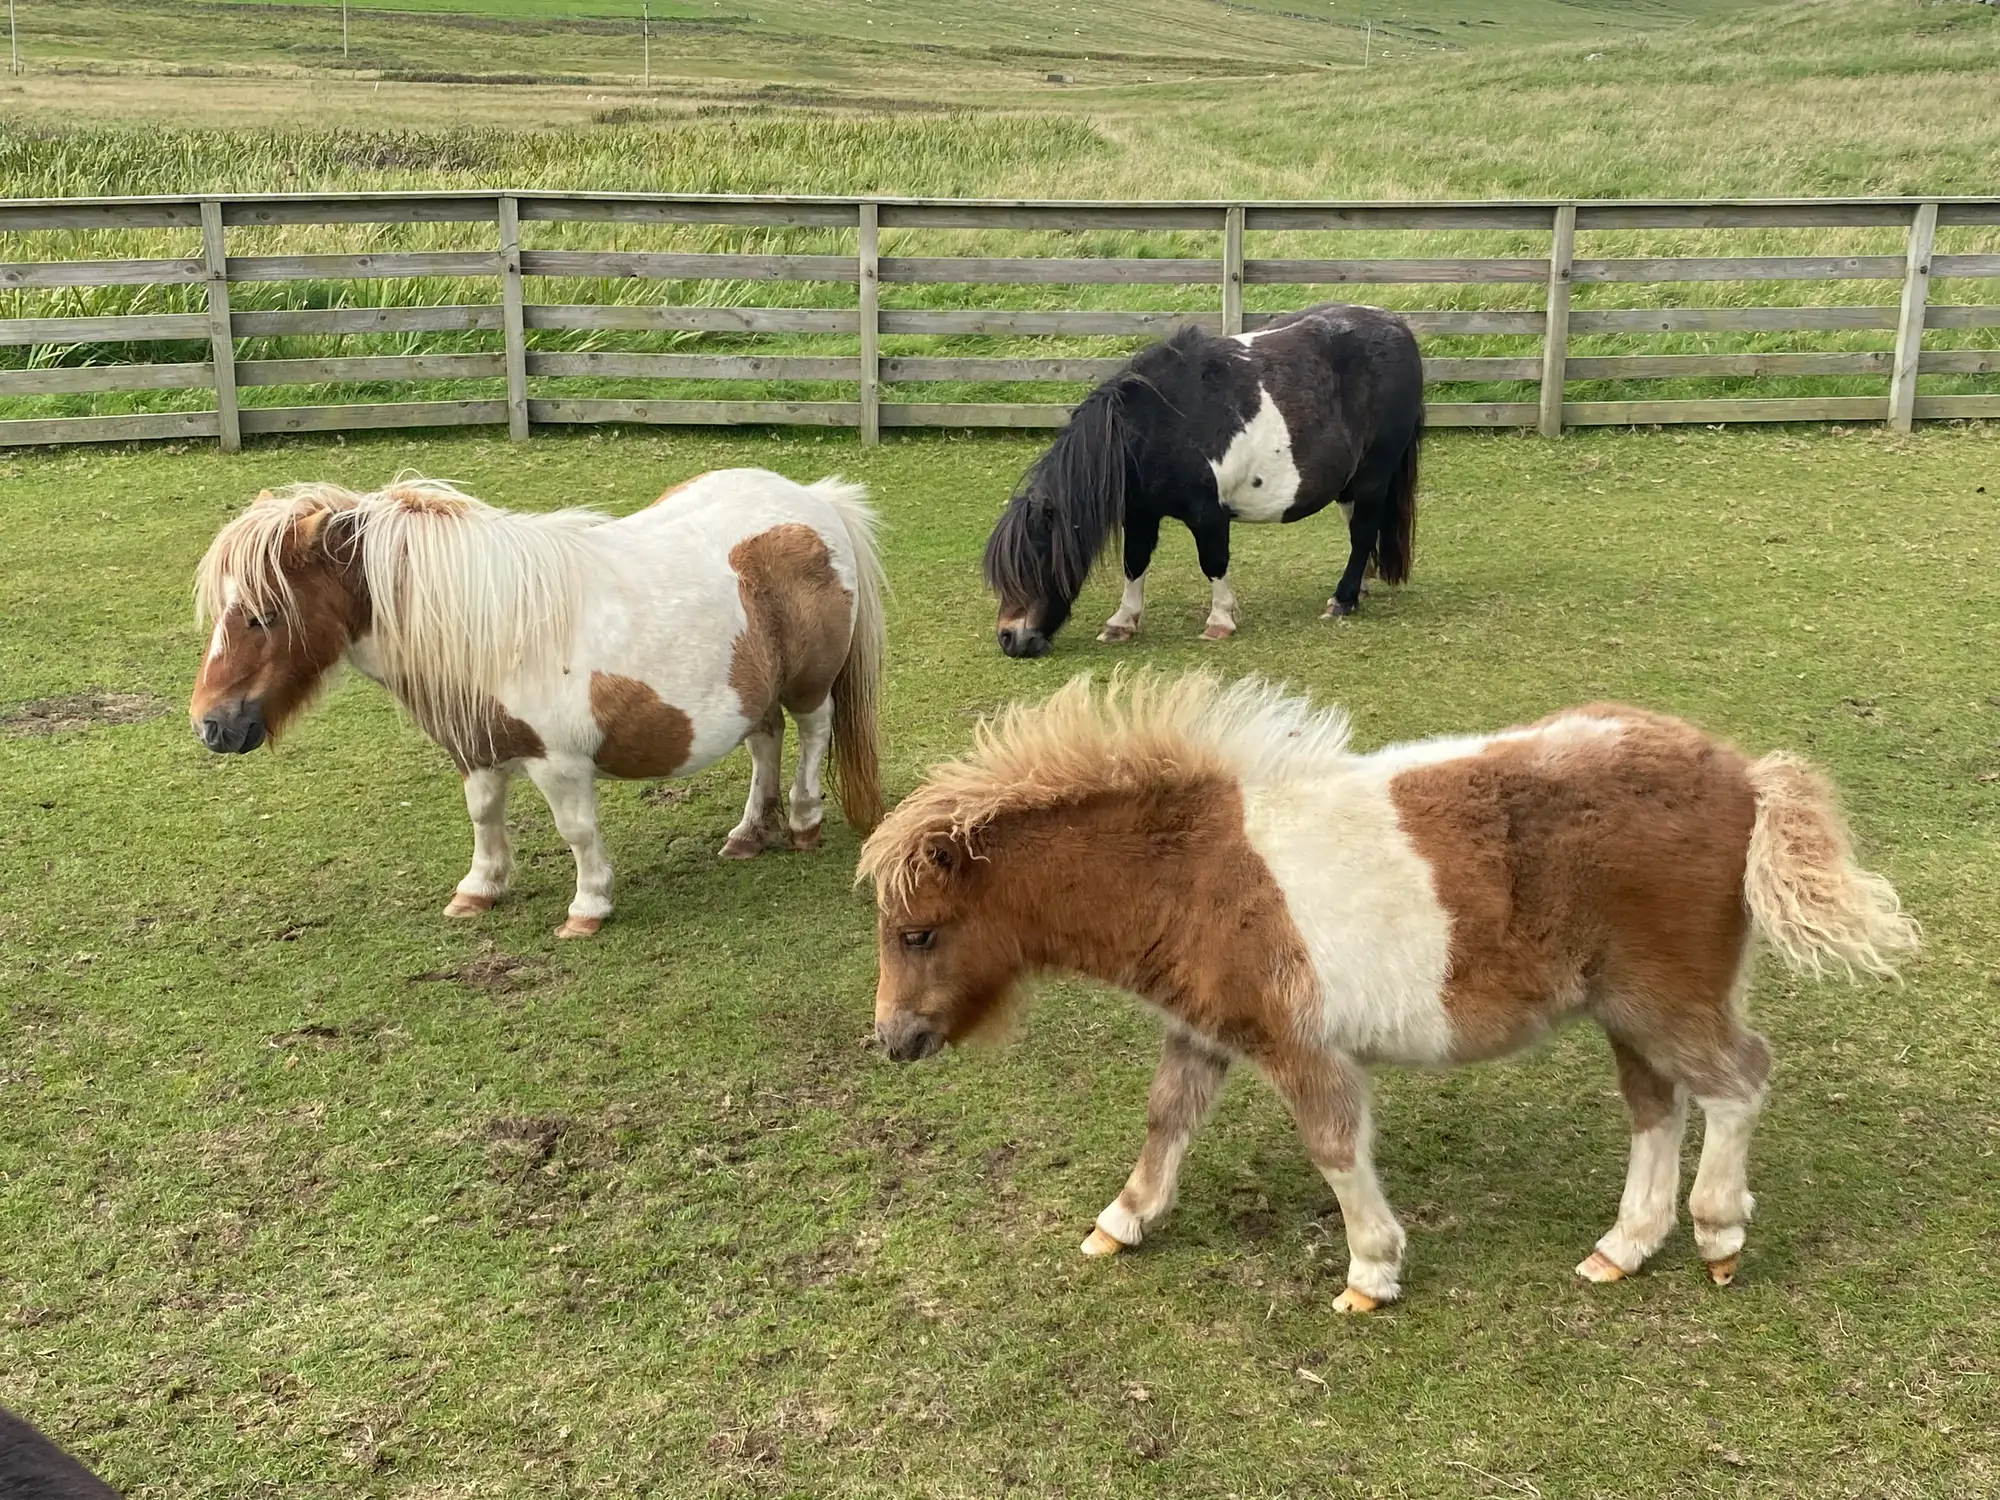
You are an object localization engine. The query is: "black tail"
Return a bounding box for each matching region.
[1372,405,1422,586]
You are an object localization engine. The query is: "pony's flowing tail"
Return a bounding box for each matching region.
[1372,406,1422,586]
[815,476,886,835]
[1743,752,1920,981]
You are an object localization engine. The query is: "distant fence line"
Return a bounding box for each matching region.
[1,191,1998,450]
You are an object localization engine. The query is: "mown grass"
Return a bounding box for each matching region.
[3,423,1998,1497]
[3,0,1997,426]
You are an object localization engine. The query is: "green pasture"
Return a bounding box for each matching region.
[2,423,1997,1496]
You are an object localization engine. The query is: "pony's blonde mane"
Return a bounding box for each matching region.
[858,670,1352,907]
[196,474,609,750]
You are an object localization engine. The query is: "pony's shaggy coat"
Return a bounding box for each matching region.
[194,469,885,934]
[863,672,1918,1307]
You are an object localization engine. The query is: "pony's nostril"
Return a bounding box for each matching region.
[201,716,226,751]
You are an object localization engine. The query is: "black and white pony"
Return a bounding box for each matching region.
[983,302,1425,658]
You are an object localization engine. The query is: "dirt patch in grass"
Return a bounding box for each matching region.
[0,691,171,736]
[409,942,550,992]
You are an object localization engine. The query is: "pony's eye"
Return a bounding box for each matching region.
[244,612,277,631]
[901,929,936,951]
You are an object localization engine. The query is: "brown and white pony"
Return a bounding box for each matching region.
[193,470,885,937]
[859,673,1919,1309]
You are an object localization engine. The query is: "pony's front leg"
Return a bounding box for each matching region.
[1191,516,1238,640]
[445,765,514,917]
[1269,1048,1406,1311]
[784,700,833,852]
[1100,511,1160,644]
[525,756,613,938]
[721,707,787,859]
[1082,1030,1230,1256]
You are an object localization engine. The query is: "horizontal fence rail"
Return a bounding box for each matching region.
[0,192,1997,449]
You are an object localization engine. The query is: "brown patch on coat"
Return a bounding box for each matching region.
[727,524,852,722]
[190,510,372,740]
[383,481,469,516]
[651,475,703,506]
[872,778,1315,1062]
[589,672,695,779]
[436,698,546,771]
[1386,705,1758,1066]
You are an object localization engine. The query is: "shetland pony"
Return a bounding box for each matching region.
[192,470,885,937]
[983,303,1423,658]
[859,673,1919,1309]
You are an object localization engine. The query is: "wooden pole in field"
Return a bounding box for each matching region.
[643,1,650,88]
[1364,21,1371,69]
[342,0,349,62]
[9,0,21,78]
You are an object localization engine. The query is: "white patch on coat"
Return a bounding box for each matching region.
[1209,384,1301,523]
[1360,713,1626,778]
[1206,573,1239,635]
[1105,573,1145,632]
[1595,1094,1688,1273]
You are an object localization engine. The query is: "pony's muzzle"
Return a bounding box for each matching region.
[198,702,267,754]
[876,1014,945,1063]
[996,624,1050,659]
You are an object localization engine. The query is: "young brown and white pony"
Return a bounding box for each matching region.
[859,673,1919,1309]
[192,470,885,937]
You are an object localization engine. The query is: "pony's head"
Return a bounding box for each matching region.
[982,381,1131,659]
[191,486,372,754]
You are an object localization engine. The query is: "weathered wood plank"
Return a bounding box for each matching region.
[0,362,214,396]
[1931,255,2000,279]
[858,202,880,447]
[527,353,859,380]
[1222,205,1245,337]
[231,305,505,336]
[1889,202,1939,434]
[0,202,202,231]
[199,201,240,454]
[881,357,1129,383]
[1562,397,1887,425]
[224,197,499,227]
[1570,306,1898,333]
[1246,206,1552,231]
[1422,402,1540,427]
[519,251,856,282]
[880,257,1223,285]
[1572,256,1905,284]
[235,354,507,386]
[1912,394,2000,418]
[0,410,221,447]
[880,403,1073,428]
[0,312,210,345]
[880,310,1219,336]
[499,196,529,442]
[527,398,858,426]
[1936,205,2000,227]
[524,304,859,334]
[0,258,206,289]
[237,400,505,435]
[1358,309,1547,336]
[521,198,858,227]
[226,252,503,282]
[881,204,1227,230]
[1540,204,1576,438]
[1563,352,1891,379]
[1924,305,2000,330]
[1575,204,1917,230]
[1422,357,1543,382]
[1247,258,1549,285]
[1916,349,2000,375]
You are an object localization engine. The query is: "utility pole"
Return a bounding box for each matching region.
[342,0,350,62]
[642,0,650,88]
[9,0,21,78]
[1364,19,1372,69]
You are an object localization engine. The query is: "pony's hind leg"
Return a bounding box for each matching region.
[1578,1037,1689,1283]
[785,700,833,851]
[445,765,514,918]
[1083,1030,1229,1256]
[1325,491,1381,618]
[1100,510,1159,644]
[525,756,613,938]
[1687,1031,1772,1285]
[1269,1048,1405,1310]
[721,706,788,859]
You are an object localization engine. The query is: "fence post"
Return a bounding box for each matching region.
[1539,202,1576,439]
[199,199,240,454]
[858,201,880,446]
[1222,204,1245,336]
[1888,200,1938,434]
[498,195,530,442]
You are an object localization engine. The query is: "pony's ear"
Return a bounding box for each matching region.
[920,832,975,881]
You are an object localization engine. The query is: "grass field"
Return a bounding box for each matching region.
[3,423,1998,1496]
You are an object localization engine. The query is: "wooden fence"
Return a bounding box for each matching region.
[2,191,1998,450]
